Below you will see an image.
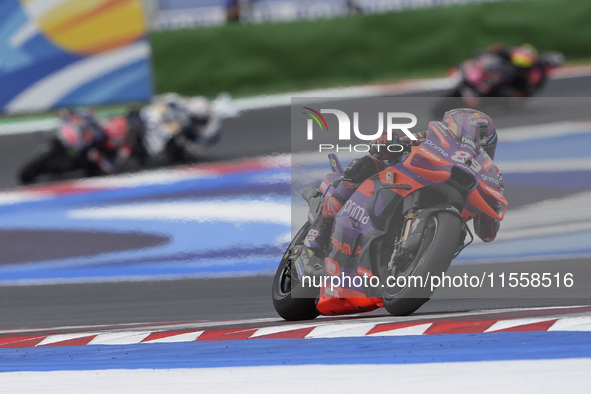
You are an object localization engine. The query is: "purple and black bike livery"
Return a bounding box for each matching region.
[273,121,507,321]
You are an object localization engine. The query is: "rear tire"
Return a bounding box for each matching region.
[383,211,463,316]
[272,223,320,321]
[19,153,51,185]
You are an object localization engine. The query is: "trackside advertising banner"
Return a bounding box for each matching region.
[152,0,515,29]
[0,0,153,114]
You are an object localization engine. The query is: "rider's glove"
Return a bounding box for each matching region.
[343,155,384,185]
[369,131,400,161]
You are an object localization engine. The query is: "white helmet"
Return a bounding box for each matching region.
[186,96,212,119]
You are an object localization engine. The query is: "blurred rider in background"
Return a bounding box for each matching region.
[136,93,230,162]
[304,108,504,258]
[58,108,117,175]
[484,43,547,97]
[154,93,222,143]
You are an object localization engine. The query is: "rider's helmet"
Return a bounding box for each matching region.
[511,44,538,68]
[186,96,212,124]
[443,108,498,159]
[78,113,105,145]
[157,95,191,130]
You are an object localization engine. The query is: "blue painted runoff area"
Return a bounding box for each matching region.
[0,332,590,372]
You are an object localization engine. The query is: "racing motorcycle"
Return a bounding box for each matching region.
[272,123,507,321]
[135,93,236,163]
[446,50,564,107]
[18,114,130,184]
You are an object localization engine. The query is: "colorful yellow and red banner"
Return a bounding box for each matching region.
[0,0,153,113]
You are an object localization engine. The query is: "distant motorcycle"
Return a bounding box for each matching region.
[446,50,564,107]
[18,112,132,184]
[134,93,237,163]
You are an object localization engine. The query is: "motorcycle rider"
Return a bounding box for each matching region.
[137,93,223,161]
[483,43,546,97]
[58,108,117,175]
[304,108,503,258]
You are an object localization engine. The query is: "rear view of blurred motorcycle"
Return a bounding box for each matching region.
[18,109,131,185]
[445,44,564,107]
[132,93,237,164]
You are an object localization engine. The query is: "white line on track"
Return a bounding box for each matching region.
[2,359,590,394]
[68,200,292,225]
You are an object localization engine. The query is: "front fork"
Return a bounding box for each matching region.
[400,189,421,249]
[389,186,473,272]
[400,209,416,247]
[387,207,417,274]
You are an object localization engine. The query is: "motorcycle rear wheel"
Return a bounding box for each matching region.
[271,223,320,321]
[383,211,463,316]
[19,153,52,185]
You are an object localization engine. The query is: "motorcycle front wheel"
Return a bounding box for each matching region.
[271,222,320,321]
[382,211,463,316]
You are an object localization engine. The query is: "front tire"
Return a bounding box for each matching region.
[272,223,320,321]
[383,211,463,316]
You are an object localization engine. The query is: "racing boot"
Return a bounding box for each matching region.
[297,246,325,278]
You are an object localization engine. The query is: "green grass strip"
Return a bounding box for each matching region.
[149,0,591,98]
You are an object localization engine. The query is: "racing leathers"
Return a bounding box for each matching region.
[61,110,117,175]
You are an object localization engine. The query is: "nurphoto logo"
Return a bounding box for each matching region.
[303,107,417,152]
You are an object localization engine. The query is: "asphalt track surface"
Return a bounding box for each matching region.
[0,76,590,330]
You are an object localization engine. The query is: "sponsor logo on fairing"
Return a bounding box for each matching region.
[418,145,448,164]
[341,199,370,225]
[429,122,450,147]
[330,237,362,256]
[422,138,450,157]
[461,136,477,150]
[481,173,500,186]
